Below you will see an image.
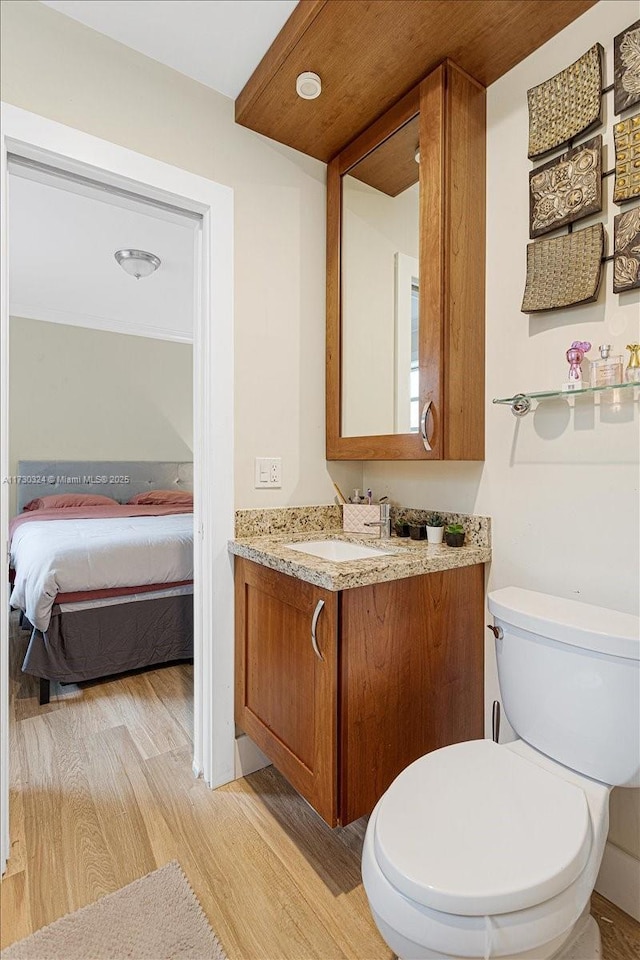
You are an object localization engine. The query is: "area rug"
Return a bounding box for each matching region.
[2,861,228,960]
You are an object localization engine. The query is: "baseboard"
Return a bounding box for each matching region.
[595,841,640,921]
[234,734,271,779]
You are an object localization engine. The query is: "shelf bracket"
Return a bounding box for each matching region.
[507,394,531,417]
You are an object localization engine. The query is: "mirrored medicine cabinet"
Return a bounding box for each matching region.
[326,61,487,461]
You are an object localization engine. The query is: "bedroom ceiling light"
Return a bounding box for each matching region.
[114,248,161,279]
[296,72,322,100]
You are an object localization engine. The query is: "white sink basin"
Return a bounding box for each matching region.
[283,539,396,562]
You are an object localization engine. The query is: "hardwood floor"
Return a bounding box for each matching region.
[2,616,639,958]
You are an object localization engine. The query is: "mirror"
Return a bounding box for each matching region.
[340,115,420,438]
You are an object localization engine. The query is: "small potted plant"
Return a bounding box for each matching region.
[425,512,445,544]
[444,522,465,547]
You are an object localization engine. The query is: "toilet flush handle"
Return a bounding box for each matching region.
[486,623,503,640]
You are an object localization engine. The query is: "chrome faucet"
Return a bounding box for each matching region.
[364,503,392,538]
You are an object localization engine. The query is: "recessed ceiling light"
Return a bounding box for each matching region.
[114,249,161,280]
[296,72,322,100]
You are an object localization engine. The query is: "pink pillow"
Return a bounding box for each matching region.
[127,489,193,506]
[23,493,119,512]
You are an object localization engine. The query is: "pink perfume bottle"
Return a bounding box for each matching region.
[564,340,591,391]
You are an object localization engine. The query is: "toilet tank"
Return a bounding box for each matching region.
[488,587,640,787]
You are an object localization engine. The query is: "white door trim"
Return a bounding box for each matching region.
[0,102,235,874]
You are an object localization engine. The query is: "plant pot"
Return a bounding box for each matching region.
[426,525,444,544]
[444,531,465,547]
[409,524,426,540]
[394,523,410,537]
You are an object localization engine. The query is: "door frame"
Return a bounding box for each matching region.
[0,102,235,873]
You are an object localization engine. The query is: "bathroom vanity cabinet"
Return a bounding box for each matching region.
[235,558,484,826]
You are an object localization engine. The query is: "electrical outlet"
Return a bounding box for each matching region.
[270,458,281,486]
[254,457,282,488]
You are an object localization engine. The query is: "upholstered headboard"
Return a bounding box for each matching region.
[16,460,193,512]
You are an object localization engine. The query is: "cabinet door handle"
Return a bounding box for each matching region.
[420,399,433,452]
[311,599,325,661]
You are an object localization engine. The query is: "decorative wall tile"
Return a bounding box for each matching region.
[527,45,603,158]
[521,223,604,313]
[613,113,640,204]
[614,19,640,115]
[613,207,640,292]
[529,136,602,238]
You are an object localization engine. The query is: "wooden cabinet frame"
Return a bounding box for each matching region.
[326,60,486,461]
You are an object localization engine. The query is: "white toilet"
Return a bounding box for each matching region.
[362,586,639,960]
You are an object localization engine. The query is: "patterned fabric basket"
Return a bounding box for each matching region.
[343,504,384,535]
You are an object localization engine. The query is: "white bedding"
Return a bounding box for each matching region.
[10,514,193,631]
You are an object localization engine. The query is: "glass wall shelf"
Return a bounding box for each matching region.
[493,381,638,417]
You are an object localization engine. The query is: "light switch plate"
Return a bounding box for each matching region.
[254,457,282,488]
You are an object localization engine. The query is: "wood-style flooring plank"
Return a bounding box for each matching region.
[592,890,640,960]
[15,709,121,930]
[103,671,192,760]
[0,871,31,950]
[82,725,158,887]
[143,661,193,740]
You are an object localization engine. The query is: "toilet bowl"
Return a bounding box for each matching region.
[362,739,609,959]
[361,587,639,960]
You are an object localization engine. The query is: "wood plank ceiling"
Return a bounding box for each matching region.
[235,0,598,162]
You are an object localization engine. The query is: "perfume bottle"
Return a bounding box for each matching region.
[591,345,623,387]
[563,340,591,391]
[625,344,640,383]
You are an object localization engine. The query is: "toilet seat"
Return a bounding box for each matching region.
[373,740,592,916]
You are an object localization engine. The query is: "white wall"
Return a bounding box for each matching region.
[9,316,193,512]
[0,0,361,509]
[363,0,640,874]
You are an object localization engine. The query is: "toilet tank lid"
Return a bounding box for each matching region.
[488,587,639,661]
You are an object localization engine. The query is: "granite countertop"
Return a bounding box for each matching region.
[228,530,491,592]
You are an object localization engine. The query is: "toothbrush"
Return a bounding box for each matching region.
[332,481,347,504]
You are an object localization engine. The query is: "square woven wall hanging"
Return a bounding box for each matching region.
[614,19,640,115]
[521,223,605,312]
[529,136,602,238]
[613,207,640,292]
[527,45,604,159]
[613,113,640,204]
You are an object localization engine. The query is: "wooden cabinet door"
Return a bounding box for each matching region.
[339,564,484,824]
[326,60,485,461]
[235,559,339,825]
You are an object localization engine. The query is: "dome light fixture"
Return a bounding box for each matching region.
[414,147,420,164]
[114,249,161,280]
[296,72,322,100]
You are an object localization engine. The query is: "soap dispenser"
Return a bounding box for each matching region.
[591,345,623,387]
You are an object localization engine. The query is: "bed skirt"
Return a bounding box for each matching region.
[22,592,194,684]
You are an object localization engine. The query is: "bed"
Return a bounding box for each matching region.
[9,460,194,704]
